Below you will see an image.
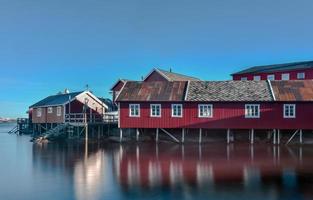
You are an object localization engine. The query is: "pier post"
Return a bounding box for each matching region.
[227,129,230,144]
[277,129,280,145]
[199,128,202,144]
[250,129,254,144]
[182,128,185,143]
[273,129,276,145]
[136,128,140,142]
[300,129,303,144]
[120,129,123,143]
[156,128,159,142]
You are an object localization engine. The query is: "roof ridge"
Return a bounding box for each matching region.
[157,68,200,80]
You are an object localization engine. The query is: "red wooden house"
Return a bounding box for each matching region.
[232,60,313,81]
[116,71,313,144]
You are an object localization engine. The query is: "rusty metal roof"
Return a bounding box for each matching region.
[157,68,200,81]
[271,80,313,101]
[116,81,187,102]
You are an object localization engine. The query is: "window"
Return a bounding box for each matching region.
[253,76,261,81]
[281,73,290,80]
[284,104,296,118]
[267,74,275,80]
[172,104,183,117]
[241,77,248,81]
[150,104,161,117]
[57,106,62,117]
[37,108,42,117]
[198,104,213,118]
[47,107,53,114]
[245,104,260,118]
[129,104,140,117]
[297,72,305,79]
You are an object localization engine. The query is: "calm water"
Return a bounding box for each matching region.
[1,123,313,200]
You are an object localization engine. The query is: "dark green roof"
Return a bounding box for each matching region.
[30,91,83,108]
[232,60,313,75]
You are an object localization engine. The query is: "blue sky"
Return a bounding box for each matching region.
[1,0,313,118]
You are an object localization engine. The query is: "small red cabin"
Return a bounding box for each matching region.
[232,61,313,81]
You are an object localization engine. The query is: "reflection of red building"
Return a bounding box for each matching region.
[115,144,313,189]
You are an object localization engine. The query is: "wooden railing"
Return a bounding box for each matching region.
[65,112,118,124]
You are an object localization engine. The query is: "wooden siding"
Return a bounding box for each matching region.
[232,68,313,81]
[144,71,168,82]
[119,102,313,129]
[32,106,64,124]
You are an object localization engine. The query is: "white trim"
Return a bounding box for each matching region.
[281,73,290,80]
[47,107,53,114]
[57,106,62,117]
[143,68,171,82]
[267,74,275,81]
[129,104,140,117]
[150,104,162,117]
[245,104,260,118]
[253,75,261,81]
[283,104,296,118]
[171,104,183,118]
[241,77,248,81]
[36,108,42,117]
[184,81,190,101]
[267,80,276,101]
[297,72,305,80]
[198,104,213,118]
[115,81,127,102]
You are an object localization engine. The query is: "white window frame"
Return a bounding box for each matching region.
[171,104,183,118]
[57,106,62,117]
[284,104,296,118]
[129,104,140,117]
[37,108,42,117]
[245,104,260,118]
[253,76,261,81]
[281,73,290,80]
[241,77,248,81]
[47,107,53,114]
[150,104,161,117]
[198,104,213,118]
[297,72,305,79]
[267,74,275,81]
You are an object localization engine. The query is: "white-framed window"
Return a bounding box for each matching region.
[267,74,275,81]
[281,73,290,80]
[198,104,213,118]
[172,104,183,117]
[297,72,305,79]
[47,107,53,114]
[245,104,260,118]
[129,104,140,117]
[37,108,42,117]
[241,77,248,81]
[57,106,62,117]
[253,76,261,81]
[150,104,161,117]
[284,104,296,118]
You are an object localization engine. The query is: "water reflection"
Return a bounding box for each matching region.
[32,142,313,200]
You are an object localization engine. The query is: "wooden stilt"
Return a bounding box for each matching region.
[156,128,159,142]
[120,129,123,143]
[273,129,276,145]
[182,128,185,143]
[300,129,303,144]
[199,128,202,144]
[136,128,140,142]
[251,129,254,144]
[227,129,230,144]
[277,129,280,145]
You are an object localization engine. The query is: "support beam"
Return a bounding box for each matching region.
[199,128,202,144]
[156,128,159,142]
[136,128,140,142]
[160,128,180,143]
[300,129,303,144]
[286,129,299,145]
[250,129,254,144]
[119,129,123,143]
[227,129,230,144]
[182,128,185,143]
